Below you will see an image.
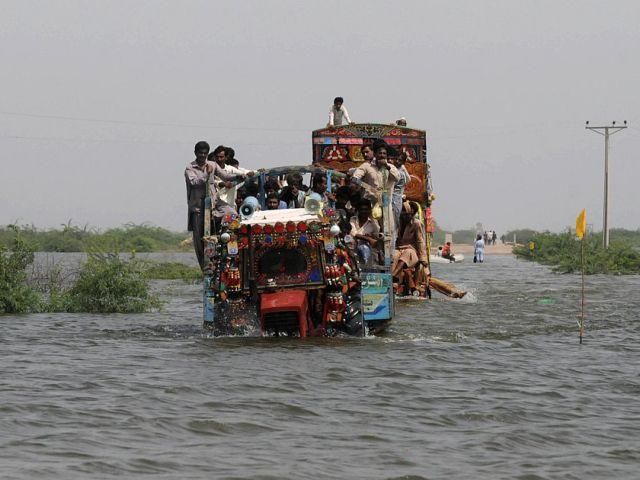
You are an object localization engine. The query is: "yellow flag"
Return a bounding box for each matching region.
[576,209,586,239]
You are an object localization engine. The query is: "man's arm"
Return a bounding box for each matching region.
[185,165,207,186]
[342,106,352,124]
[212,162,244,182]
[387,163,400,183]
[401,166,411,184]
[328,108,335,127]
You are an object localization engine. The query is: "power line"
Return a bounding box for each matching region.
[0,133,306,147]
[0,110,308,133]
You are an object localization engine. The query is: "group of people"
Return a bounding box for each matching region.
[338,141,427,295]
[184,139,427,292]
[185,97,426,295]
[483,230,498,245]
[184,141,257,268]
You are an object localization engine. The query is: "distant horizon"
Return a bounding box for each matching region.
[2,219,637,236]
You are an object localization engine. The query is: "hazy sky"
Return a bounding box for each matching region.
[2,0,639,234]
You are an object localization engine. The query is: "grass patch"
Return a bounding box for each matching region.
[142,261,202,281]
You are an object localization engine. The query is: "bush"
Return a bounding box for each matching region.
[142,261,202,281]
[0,222,190,252]
[66,252,162,313]
[514,232,640,274]
[0,228,42,313]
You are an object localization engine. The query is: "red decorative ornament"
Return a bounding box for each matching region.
[286,221,296,233]
[239,224,249,234]
[251,224,263,235]
[274,222,285,233]
[297,222,308,232]
[263,224,273,234]
[239,237,249,248]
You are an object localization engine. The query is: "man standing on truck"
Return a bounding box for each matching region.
[352,143,400,209]
[210,145,254,208]
[328,96,352,127]
[185,141,247,269]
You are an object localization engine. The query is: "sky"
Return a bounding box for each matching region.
[1,0,639,234]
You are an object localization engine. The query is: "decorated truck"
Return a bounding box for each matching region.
[201,123,432,337]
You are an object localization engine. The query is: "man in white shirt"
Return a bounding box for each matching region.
[210,145,253,207]
[328,96,352,127]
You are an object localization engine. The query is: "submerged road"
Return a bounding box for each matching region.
[2,254,639,479]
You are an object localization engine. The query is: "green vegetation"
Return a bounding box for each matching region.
[0,228,162,314]
[0,227,42,313]
[608,228,640,250]
[67,252,162,313]
[142,261,202,281]
[514,231,640,274]
[0,222,190,252]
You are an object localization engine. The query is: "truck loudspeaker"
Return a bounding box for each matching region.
[304,192,323,214]
[240,196,259,219]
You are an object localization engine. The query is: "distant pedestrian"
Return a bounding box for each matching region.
[492,230,497,245]
[474,234,485,263]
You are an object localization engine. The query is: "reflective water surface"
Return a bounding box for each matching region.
[2,254,639,479]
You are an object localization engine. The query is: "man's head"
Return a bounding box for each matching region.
[236,187,247,210]
[289,180,300,196]
[392,151,407,168]
[212,145,227,166]
[335,185,351,207]
[264,179,279,197]
[194,141,210,164]
[333,96,344,109]
[224,147,235,161]
[360,145,374,162]
[387,147,399,162]
[266,193,280,210]
[312,173,327,194]
[286,172,303,195]
[374,145,387,161]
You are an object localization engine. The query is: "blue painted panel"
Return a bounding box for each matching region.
[203,291,215,324]
[362,272,393,321]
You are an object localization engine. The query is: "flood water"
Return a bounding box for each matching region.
[2,254,639,479]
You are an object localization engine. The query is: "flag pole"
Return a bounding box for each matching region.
[579,236,585,344]
[575,209,586,345]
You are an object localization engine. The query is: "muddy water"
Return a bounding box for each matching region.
[2,254,639,479]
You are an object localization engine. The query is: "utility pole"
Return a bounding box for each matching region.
[585,121,628,248]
